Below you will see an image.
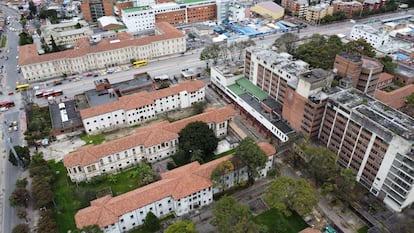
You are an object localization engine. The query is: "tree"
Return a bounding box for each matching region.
[31,176,54,208]
[234,40,255,60]
[211,196,259,233]
[273,32,299,54]
[178,121,219,162]
[29,153,55,182]
[234,137,267,184]
[304,145,339,185]
[211,160,234,192]
[9,146,31,167]
[406,92,414,108]
[12,224,30,233]
[37,209,58,233]
[344,38,376,57]
[165,221,198,233]
[264,176,319,217]
[28,0,37,16]
[133,163,155,186]
[16,178,28,189]
[377,56,397,74]
[200,44,220,68]
[19,32,33,46]
[144,212,160,232]
[9,188,30,207]
[17,208,27,220]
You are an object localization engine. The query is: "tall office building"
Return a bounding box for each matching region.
[81,0,114,22]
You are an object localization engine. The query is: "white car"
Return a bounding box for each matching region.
[13,126,18,131]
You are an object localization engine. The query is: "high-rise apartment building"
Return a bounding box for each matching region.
[81,0,114,23]
[238,47,414,212]
[319,89,414,212]
[281,0,308,18]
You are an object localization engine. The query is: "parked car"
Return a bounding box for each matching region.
[8,91,14,95]
[13,125,18,131]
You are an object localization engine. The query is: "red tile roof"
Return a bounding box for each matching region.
[374,84,414,109]
[299,228,322,233]
[18,22,184,66]
[80,80,205,119]
[75,142,275,229]
[64,106,235,167]
[378,72,394,83]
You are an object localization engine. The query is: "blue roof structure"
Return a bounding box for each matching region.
[397,53,410,60]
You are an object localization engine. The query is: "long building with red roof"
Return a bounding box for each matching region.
[81,80,205,134]
[18,22,185,82]
[74,142,275,232]
[64,106,235,182]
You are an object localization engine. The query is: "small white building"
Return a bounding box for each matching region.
[80,80,205,134]
[74,142,276,233]
[64,106,235,182]
[350,24,390,49]
[228,2,247,22]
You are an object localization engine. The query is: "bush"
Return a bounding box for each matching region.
[167,161,177,170]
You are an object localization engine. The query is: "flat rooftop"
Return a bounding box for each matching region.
[123,6,152,13]
[239,93,293,134]
[49,100,83,130]
[76,73,154,110]
[247,46,309,79]
[236,77,268,101]
[329,89,414,141]
[395,63,414,78]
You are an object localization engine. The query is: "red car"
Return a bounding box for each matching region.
[8,91,14,96]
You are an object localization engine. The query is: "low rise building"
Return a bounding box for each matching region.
[41,20,92,47]
[306,3,333,23]
[374,84,414,109]
[281,0,308,18]
[80,0,114,23]
[394,63,414,85]
[250,1,285,21]
[350,24,390,49]
[97,16,125,31]
[18,22,185,82]
[64,106,235,182]
[80,80,205,134]
[331,0,363,18]
[74,142,275,232]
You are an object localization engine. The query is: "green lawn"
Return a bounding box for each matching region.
[80,133,105,145]
[254,208,308,233]
[50,162,146,233]
[357,226,369,233]
[1,35,6,48]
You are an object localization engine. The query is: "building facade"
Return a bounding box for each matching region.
[65,106,235,182]
[331,0,363,18]
[121,0,216,33]
[41,20,93,47]
[281,0,308,18]
[334,53,383,96]
[319,88,414,212]
[80,80,205,134]
[74,142,276,232]
[350,24,390,49]
[305,3,333,23]
[18,22,185,82]
[80,0,114,22]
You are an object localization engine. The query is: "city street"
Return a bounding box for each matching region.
[0,3,26,233]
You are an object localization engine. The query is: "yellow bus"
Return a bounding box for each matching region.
[133,59,148,68]
[15,84,30,92]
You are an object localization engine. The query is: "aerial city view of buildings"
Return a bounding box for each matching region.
[0,0,414,232]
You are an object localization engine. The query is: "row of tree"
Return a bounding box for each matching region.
[275,33,397,74]
[199,40,256,69]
